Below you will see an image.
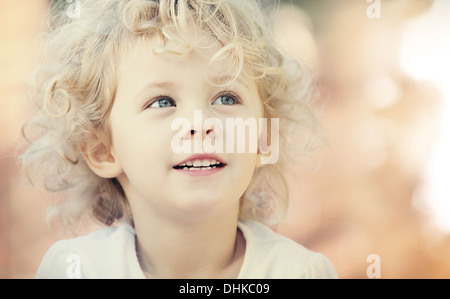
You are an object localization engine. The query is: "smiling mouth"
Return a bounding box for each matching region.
[173,159,226,171]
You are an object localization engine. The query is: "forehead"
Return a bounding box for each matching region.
[117,32,250,88]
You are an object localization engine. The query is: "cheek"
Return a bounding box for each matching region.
[110,116,174,173]
[230,153,259,188]
[229,155,259,203]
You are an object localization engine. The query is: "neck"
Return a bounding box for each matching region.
[133,204,245,279]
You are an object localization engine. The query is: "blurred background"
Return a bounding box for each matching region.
[1,0,449,278]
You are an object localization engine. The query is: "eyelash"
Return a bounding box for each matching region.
[145,95,176,109]
[214,91,242,105]
[144,91,242,109]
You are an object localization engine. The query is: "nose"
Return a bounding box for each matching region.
[190,129,214,137]
[179,109,219,141]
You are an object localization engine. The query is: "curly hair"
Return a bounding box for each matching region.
[20,0,322,229]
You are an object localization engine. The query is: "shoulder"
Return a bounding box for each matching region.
[238,219,338,279]
[35,222,142,279]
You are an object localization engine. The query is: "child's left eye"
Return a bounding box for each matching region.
[212,93,240,105]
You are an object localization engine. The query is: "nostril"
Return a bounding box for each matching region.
[189,129,214,136]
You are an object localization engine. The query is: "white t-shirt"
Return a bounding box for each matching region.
[35,219,338,279]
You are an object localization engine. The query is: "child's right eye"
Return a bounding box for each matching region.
[147,97,176,108]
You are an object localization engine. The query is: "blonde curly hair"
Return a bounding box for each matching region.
[21,0,322,229]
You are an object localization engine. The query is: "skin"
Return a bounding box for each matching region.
[83,35,265,278]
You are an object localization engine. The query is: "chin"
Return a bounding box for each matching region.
[172,192,239,218]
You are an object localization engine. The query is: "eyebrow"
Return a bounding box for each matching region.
[134,81,175,101]
[209,75,250,89]
[140,81,175,90]
[134,75,250,101]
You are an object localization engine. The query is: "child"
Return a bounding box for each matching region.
[22,0,338,278]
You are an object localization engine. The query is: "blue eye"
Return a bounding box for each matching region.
[148,97,176,108]
[212,93,240,105]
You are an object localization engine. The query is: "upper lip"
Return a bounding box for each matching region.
[173,153,226,167]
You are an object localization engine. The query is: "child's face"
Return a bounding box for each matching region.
[107,37,264,221]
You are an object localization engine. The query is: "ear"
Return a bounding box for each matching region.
[81,133,123,179]
[256,117,279,167]
[255,133,269,169]
[255,147,270,169]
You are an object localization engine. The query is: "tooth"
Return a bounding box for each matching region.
[180,163,186,167]
[205,167,211,170]
[201,160,210,167]
[183,167,188,170]
[193,160,202,167]
[209,159,217,165]
[186,161,193,166]
[192,167,200,171]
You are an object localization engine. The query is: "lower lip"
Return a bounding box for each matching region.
[173,166,225,177]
